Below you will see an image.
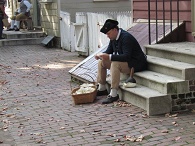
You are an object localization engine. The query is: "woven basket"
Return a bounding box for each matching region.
[71,87,97,105]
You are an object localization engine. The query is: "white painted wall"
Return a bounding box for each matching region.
[60,11,132,55]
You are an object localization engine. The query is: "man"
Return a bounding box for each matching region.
[7,0,32,31]
[95,19,147,104]
[0,0,6,39]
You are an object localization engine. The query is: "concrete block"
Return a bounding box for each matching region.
[145,42,195,65]
[147,55,195,80]
[134,71,189,94]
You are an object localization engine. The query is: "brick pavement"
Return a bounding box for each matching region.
[0,45,195,146]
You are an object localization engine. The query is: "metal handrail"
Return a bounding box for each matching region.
[148,0,180,44]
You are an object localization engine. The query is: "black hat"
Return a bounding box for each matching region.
[100,19,118,34]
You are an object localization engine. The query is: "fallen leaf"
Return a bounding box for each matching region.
[161,129,169,133]
[59,127,65,130]
[0,80,8,85]
[172,121,177,125]
[114,138,120,142]
[165,113,171,117]
[36,139,43,143]
[6,114,15,117]
[126,136,136,142]
[191,109,195,113]
[80,129,85,133]
[142,114,148,118]
[172,114,178,117]
[175,136,181,141]
[136,135,144,142]
[94,129,101,132]
[129,114,135,116]
[107,133,116,137]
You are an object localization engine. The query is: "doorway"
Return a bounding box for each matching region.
[33,0,41,26]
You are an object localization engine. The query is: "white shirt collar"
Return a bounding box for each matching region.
[116,29,121,41]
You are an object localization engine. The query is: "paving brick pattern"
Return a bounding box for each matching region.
[0,45,195,146]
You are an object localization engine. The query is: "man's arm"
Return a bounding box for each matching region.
[111,34,133,62]
[24,1,32,12]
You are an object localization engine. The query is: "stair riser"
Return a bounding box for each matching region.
[119,88,172,116]
[148,63,183,79]
[134,75,189,94]
[0,39,43,46]
[148,63,195,81]
[5,33,44,39]
[146,48,195,65]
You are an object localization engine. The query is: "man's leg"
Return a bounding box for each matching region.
[0,17,3,39]
[102,61,131,104]
[7,16,16,31]
[15,13,28,31]
[96,60,111,96]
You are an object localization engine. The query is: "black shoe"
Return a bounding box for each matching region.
[102,94,119,104]
[7,28,14,31]
[15,28,20,31]
[96,89,108,96]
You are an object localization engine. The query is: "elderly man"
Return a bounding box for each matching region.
[0,0,6,39]
[95,19,147,104]
[7,0,32,31]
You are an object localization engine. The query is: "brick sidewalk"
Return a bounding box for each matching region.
[0,45,194,146]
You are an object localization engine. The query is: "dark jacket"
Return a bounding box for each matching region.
[104,29,147,72]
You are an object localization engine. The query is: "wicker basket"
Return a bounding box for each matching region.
[71,87,97,105]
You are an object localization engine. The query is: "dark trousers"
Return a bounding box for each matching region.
[0,17,3,38]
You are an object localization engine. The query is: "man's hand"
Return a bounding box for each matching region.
[95,53,109,60]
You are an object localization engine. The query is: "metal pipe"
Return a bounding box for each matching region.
[148,0,151,44]
[170,0,172,42]
[177,0,179,41]
[156,0,158,43]
[163,0,165,39]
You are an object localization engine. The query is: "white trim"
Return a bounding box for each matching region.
[192,0,195,36]
[93,0,119,2]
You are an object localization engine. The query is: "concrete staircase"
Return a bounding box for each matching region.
[1,29,46,46]
[108,42,195,116]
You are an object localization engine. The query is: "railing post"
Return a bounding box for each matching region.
[155,0,158,43]
[177,0,179,41]
[148,0,151,45]
[163,0,165,39]
[170,0,172,42]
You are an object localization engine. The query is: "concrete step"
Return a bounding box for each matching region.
[145,42,195,65]
[0,38,45,47]
[120,85,171,116]
[107,79,171,116]
[147,55,195,80]
[3,30,45,39]
[134,70,189,94]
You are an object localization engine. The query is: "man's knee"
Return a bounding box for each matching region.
[111,61,121,68]
[16,15,22,21]
[98,60,103,67]
[10,16,16,20]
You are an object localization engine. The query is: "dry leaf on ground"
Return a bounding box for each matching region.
[161,129,169,133]
[114,138,120,142]
[175,136,181,141]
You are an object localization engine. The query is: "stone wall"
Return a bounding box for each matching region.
[172,80,195,112]
[40,1,59,37]
[39,0,60,47]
